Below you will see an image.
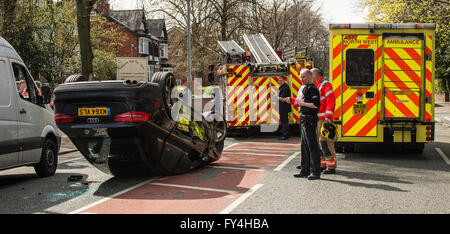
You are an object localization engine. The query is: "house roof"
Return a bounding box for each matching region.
[95,8,159,41]
[146,19,167,42]
[109,10,145,32]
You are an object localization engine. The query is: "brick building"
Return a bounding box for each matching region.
[95,0,171,80]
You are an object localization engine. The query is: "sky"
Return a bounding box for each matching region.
[110,0,368,23]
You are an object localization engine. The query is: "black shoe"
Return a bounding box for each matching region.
[279,136,289,140]
[293,173,308,178]
[323,169,336,174]
[320,167,326,172]
[296,165,301,169]
[307,174,320,180]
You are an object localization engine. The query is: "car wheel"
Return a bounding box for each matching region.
[34,139,58,177]
[64,74,88,83]
[151,72,177,116]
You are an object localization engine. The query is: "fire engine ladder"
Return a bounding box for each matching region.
[218,40,245,56]
[242,33,281,64]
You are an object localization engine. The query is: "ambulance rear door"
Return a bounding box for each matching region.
[341,34,382,137]
[382,34,423,120]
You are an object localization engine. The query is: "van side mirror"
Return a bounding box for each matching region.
[40,85,52,104]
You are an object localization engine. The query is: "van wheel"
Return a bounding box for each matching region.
[34,139,58,177]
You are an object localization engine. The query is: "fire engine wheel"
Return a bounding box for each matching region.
[151,72,177,116]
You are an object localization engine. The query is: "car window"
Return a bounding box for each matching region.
[12,63,38,104]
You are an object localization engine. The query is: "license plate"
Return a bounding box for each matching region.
[78,107,110,116]
[353,104,367,115]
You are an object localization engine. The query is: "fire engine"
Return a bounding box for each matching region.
[216,34,314,134]
[329,23,436,153]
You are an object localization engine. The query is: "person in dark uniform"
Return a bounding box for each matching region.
[282,69,321,180]
[278,76,291,140]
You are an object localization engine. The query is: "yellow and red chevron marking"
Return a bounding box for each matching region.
[331,35,348,121]
[253,77,271,124]
[226,65,250,127]
[252,77,281,124]
[289,65,302,122]
[425,35,433,122]
[383,38,422,119]
[384,88,420,118]
[341,35,379,137]
[270,77,281,124]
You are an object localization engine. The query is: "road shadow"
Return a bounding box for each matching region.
[341,142,450,173]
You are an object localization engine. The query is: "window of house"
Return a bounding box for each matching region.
[345,49,375,86]
[160,44,168,59]
[139,37,150,55]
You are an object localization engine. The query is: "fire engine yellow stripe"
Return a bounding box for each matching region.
[332,35,343,121]
[384,96,407,118]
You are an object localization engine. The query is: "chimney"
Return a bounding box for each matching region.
[96,0,110,15]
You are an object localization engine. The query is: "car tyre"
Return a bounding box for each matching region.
[64,74,88,83]
[34,139,58,177]
[151,72,177,117]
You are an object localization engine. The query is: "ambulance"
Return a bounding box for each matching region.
[329,23,436,153]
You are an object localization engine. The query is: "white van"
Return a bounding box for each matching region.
[0,36,60,177]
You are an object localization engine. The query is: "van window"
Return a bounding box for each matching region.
[0,60,10,107]
[12,63,38,104]
[345,49,374,86]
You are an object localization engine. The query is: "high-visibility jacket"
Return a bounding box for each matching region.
[315,77,335,120]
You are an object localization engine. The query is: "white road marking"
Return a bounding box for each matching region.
[220,184,263,214]
[274,152,300,171]
[223,142,239,150]
[240,142,300,147]
[208,165,265,171]
[68,177,158,214]
[59,157,83,164]
[150,182,238,194]
[222,152,289,157]
[435,148,450,165]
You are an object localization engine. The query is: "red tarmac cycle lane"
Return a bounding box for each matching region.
[76,138,300,214]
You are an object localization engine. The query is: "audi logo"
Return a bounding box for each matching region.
[86,118,100,124]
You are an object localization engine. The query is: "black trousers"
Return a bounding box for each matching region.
[300,118,321,176]
[280,110,289,138]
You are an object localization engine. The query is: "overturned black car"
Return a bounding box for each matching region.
[54,72,226,177]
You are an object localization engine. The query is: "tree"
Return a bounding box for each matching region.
[76,0,98,81]
[361,0,450,92]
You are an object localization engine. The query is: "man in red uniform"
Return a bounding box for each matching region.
[311,68,337,174]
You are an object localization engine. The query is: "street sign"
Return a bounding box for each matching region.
[116,57,149,82]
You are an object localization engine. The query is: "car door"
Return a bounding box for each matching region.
[11,62,43,164]
[0,59,20,169]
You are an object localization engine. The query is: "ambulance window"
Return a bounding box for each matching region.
[346,49,374,86]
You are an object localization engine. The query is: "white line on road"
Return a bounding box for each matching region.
[435,148,450,165]
[222,152,289,157]
[68,177,158,214]
[59,157,83,164]
[219,184,264,214]
[150,182,239,194]
[208,165,265,171]
[274,152,300,171]
[223,142,239,150]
